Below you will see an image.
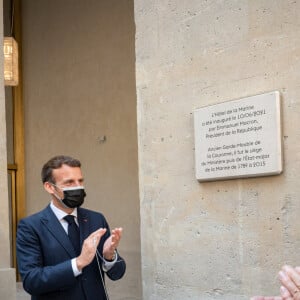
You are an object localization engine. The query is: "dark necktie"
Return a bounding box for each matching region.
[64,215,80,256]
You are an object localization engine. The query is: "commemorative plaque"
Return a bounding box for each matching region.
[194,91,282,182]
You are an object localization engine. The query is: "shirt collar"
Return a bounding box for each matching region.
[50,201,78,221]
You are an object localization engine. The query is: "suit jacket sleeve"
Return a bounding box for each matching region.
[16,218,77,295]
[105,252,126,280]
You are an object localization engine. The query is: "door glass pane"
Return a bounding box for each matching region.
[5,87,14,164]
[7,171,13,267]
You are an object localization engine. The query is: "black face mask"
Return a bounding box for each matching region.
[53,185,86,208]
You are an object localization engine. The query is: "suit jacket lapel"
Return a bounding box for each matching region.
[77,208,90,243]
[40,205,77,257]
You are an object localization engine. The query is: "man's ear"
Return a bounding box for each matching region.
[44,182,54,194]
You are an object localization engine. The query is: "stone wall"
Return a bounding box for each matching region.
[135,1,300,299]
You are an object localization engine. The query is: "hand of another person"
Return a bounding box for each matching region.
[278,266,300,300]
[251,297,282,300]
[76,228,107,271]
[103,227,123,260]
[250,266,300,300]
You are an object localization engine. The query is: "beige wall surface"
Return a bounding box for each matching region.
[135,1,300,299]
[22,1,141,299]
[0,1,17,298]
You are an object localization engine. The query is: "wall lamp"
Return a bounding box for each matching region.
[3,36,19,86]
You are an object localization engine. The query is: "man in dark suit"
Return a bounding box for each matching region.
[16,155,126,300]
